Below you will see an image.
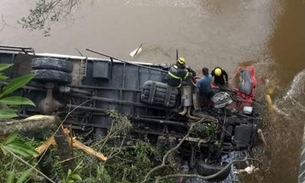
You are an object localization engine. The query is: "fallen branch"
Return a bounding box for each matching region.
[35,135,56,157]
[141,117,208,183]
[70,138,107,162]
[0,115,60,136]
[63,127,107,162]
[35,126,107,162]
[158,159,264,181]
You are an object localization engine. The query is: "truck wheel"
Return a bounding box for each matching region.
[143,90,176,99]
[32,69,72,85]
[143,80,169,89]
[143,86,167,93]
[141,95,176,103]
[195,160,231,181]
[32,58,73,73]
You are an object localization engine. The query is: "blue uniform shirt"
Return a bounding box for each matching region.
[195,75,213,95]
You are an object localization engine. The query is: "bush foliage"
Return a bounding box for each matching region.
[0,63,35,119]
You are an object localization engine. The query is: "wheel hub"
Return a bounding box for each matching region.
[38,82,63,114]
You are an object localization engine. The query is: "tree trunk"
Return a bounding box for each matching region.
[37,149,60,183]
[0,115,60,136]
[54,125,76,172]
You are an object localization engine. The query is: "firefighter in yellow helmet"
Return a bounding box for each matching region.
[164,57,196,88]
[211,67,228,87]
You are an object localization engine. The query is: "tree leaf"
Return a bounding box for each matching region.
[0,109,18,119]
[1,74,34,98]
[16,168,33,183]
[5,142,38,157]
[0,73,9,81]
[1,146,8,156]
[0,96,36,106]
[0,64,13,73]
[4,145,30,157]
[71,174,82,181]
[4,131,18,145]
[7,142,38,156]
[67,169,72,177]
[6,171,15,183]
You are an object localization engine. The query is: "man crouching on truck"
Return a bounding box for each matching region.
[195,67,215,106]
[164,57,196,88]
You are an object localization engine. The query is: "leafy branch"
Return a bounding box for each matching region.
[0,64,35,119]
[140,118,207,183]
[0,131,55,183]
[18,0,82,35]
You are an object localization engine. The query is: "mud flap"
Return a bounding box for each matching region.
[11,54,35,76]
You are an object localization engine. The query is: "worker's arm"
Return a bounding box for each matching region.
[188,68,196,77]
[223,70,229,83]
[211,69,215,77]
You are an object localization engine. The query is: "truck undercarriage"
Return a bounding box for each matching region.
[0,45,261,181]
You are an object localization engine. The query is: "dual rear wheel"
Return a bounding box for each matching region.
[31,58,73,85]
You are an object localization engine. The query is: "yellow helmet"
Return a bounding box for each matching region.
[177,57,186,65]
[215,68,222,76]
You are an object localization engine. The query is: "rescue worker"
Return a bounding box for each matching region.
[211,67,228,87]
[195,67,214,101]
[164,57,195,88]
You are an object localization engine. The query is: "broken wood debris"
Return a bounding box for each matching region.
[35,125,107,162]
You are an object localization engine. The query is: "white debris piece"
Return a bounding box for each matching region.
[234,165,256,174]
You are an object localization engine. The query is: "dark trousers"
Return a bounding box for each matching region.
[200,91,215,107]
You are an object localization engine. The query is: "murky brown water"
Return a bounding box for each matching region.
[1,0,305,182]
[271,0,305,83]
[264,0,305,182]
[0,0,280,75]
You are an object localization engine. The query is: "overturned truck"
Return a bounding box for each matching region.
[0,45,261,181]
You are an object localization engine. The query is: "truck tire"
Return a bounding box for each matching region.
[32,69,72,85]
[195,160,231,181]
[143,90,176,100]
[143,86,166,93]
[32,58,73,73]
[141,95,176,103]
[143,80,169,89]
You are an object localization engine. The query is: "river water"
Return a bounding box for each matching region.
[1,0,305,182]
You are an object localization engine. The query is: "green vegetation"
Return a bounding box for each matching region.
[0,110,182,183]
[0,63,35,119]
[0,128,179,183]
[0,132,38,183]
